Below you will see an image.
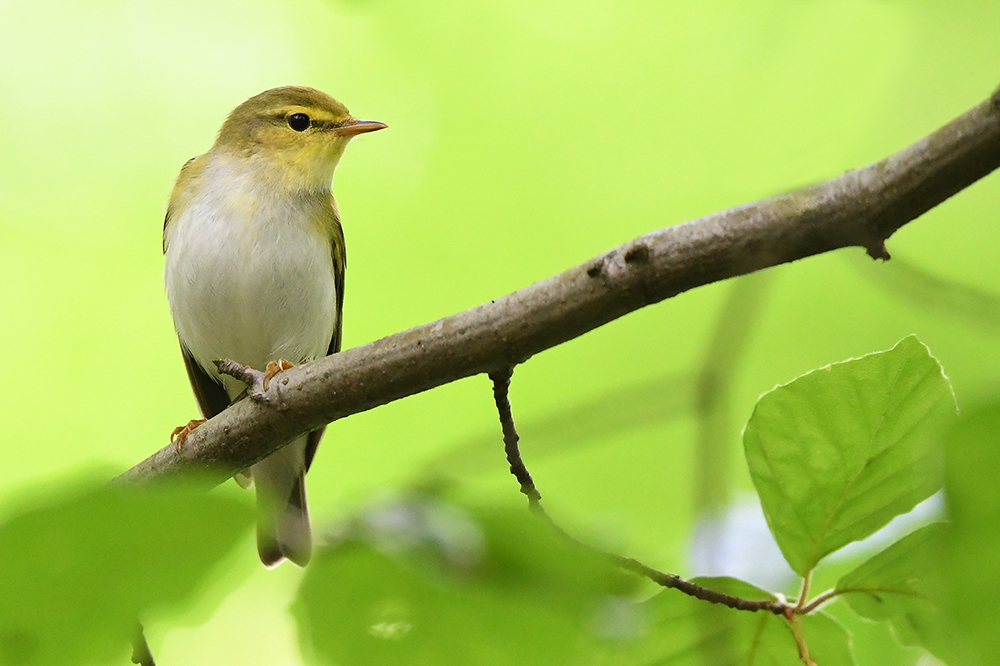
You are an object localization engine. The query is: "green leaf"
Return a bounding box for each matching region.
[835,404,1000,666]
[293,496,634,666]
[744,336,956,575]
[798,611,857,666]
[627,577,855,666]
[0,477,253,666]
[940,402,1000,666]
[837,523,947,654]
[822,601,921,666]
[802,541,925,666]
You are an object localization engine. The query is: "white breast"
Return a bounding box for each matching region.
[164,158,338,398]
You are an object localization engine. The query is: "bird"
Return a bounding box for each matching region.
[162,86,386,566]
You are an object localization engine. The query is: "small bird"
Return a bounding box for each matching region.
[162,86,386,566]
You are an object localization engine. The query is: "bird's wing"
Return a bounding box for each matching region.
[181,344,231,419]
[162,156,201,254]
[304,195,346,471]
[327,199,347,358]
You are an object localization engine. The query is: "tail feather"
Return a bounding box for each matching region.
[253,437,312,567]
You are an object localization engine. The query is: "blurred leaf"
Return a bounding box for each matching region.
[822,601,922,666]
[429,370,695,479]
[802,535,928,666]
[629,577,854,666]
[837,523,946,655]
[293,496,634,666]
[294,504,856,666]
[848,252,1000,333]
[0,478,253,666]
[940,402,1000,666]
[797,610,857,666]
[744,336,956,575]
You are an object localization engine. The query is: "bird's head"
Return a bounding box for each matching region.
[214,86,386,191]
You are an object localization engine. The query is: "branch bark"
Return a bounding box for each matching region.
[120,87,1000,485]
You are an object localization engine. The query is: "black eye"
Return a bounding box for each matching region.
[288,113,310,131]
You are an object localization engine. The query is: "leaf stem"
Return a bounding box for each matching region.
[799,588,840,615]
[795,570,813,611]
[789,615,816,666]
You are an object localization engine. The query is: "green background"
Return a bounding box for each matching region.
[1,1,998,663]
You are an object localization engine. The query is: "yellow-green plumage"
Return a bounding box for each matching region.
[163,86,383,566]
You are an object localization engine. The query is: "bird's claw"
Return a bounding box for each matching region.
[171,418,207,453]
[262,359,294,390]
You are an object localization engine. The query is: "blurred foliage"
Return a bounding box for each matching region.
[837,523,946,656]
[1,0,1000,664]
[0,478,252,665]
[938,403,1000,666]
[294,496,636,665]
[295,493,856,666]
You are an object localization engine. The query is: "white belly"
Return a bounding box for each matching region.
[164,191,337,399]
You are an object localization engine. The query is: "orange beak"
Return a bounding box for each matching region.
[334,118,388,137]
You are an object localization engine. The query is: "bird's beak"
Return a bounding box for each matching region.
[334,119,388,137]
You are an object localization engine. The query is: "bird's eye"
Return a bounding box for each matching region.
[288,113,311,132]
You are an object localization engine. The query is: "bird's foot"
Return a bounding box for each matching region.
[171,418,207,453]
[263,359,294,390]
[214,358,293,404]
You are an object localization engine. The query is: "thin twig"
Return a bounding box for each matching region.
[488,366,789,615]
[488,368,542,508]
[693,271,773,515]
[612,554,788,615]
[214,359,268,400]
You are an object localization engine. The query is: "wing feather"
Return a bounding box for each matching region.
[163,156,201,254]
[181,344,230,419]
[305,194,346,471]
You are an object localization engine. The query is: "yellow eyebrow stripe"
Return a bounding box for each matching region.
[272,105,347,124]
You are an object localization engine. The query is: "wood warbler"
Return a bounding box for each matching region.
[162,86,386,566]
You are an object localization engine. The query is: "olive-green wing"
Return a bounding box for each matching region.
[326,217,346,357]
[305,197,346,470]
[162,156,200,253]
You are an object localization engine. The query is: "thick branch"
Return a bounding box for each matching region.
[120,88,1000,485]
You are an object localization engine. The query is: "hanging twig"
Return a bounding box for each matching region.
[488,367,542,509]
[487,368,788,615]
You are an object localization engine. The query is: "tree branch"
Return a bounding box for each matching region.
[119,87,1000,485]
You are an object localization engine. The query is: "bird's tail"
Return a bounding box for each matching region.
[253,436,312,567]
